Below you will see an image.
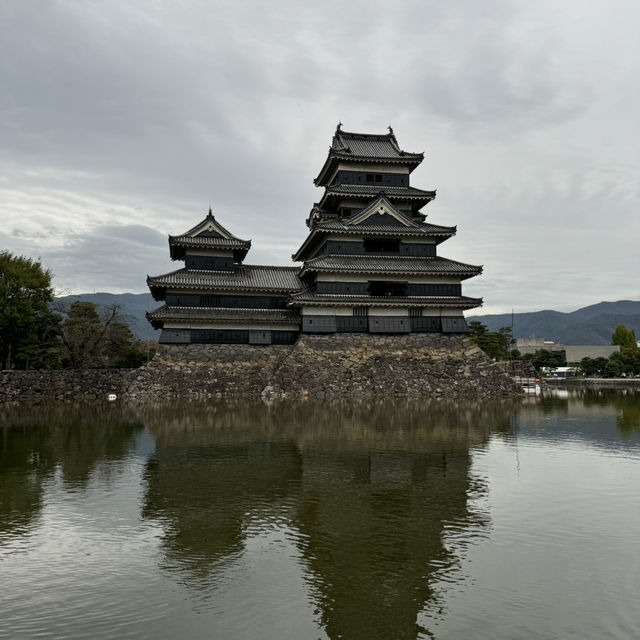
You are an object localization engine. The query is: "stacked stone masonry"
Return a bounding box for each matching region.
[1,335,521,402]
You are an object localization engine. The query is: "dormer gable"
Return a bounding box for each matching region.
[180,207,248,241]
[344,196,420,228]
[168,207,251,262]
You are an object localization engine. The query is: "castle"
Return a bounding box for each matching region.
[147,125,483,343]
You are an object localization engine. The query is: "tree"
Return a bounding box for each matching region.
[603,360,622,378]
[0,251,60,369]
[580,357,597,376]
[612,324,637,353]
[59,302,107,368]
[531,349,566,370]
[58,301,150,368]
[468,321,513,360]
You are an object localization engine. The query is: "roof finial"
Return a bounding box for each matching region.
[388,124,394,135]
[336,121,343,132]
[208,205,213,217]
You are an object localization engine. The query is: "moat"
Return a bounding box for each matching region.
[1,389,639,639]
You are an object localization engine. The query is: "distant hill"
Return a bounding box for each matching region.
[468,300,640,345]
[53,294,640,346]
[54,292,159,340]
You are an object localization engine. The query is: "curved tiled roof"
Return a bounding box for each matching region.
[321,184,436,202]
[315,219,455,236]
[147,265,303,300]
[289,290,483,309]
[168,210,252,261]
[331,129,423,159]
[146,305,300,328]
[169,235,251,249]
[293,195,456,261]
[177,210,250,241]
[315,127,424,185]
[300,255,482,279]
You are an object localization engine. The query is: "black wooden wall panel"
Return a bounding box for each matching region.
[249,331,272,344]
[331,170,410,187]
[441,317,469,333]
[316,281,369,295]
[185,255,234,271]
[409,317,441,332]
[302,316,337,333]
[406,283,462,296]
[159,329,191,344]
[369,317,410,333]
[335,317,369,332]
[319,241,436,257]
[166,293,289,309]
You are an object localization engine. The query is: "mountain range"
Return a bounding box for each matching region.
[54,293,640,346]
[468,300,640,345]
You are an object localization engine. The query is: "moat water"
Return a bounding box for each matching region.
[1,389,639,640]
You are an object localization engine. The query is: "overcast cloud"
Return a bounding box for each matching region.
[1,0,638,313]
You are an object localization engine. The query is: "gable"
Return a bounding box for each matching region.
[183,215,239,240]
[353,212,407,226]
[345,197,418,227]
[195,229,223,238]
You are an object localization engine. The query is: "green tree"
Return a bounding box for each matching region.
[104,321,151,368]
[603,360,621,378]
[594,357,609,375]
[0,251,60,369]
[612,324,638,353]
[532,349,566,370]
[580,357,597,376]
[468,321,513,360]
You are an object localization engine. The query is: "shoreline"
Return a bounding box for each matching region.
[545,377,640,387]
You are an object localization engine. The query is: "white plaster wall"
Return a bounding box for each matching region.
[300,306,353,316]
[369,308,409,317]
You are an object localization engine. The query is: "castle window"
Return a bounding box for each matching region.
[375,174,382,182]
[366,174,374,182]
[368,281,407,297]
[364,238,400,253]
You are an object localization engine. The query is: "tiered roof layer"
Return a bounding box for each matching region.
[314,126,424,186]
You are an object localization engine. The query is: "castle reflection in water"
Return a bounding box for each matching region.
[1,391,638,639]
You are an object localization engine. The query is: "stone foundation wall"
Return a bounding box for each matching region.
[1,334,521,402]
[129,343,294,398]
[0,368,139,403]
[266,334,519,398]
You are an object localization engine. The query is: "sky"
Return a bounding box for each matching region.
[1,0,639,314]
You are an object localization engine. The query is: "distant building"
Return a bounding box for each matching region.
[516,335,620,361]
[564,345,620,362]
[516,336,564,354]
